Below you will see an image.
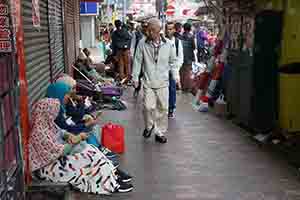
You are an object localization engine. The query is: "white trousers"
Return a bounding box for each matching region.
[143,86,169,136]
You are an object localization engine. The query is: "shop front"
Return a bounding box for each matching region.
[0,0,25,199]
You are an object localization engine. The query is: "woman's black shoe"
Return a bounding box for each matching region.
[155,135,167,143]
[116,169,132,183]
[143,125,154,138]
[116,183,133,193]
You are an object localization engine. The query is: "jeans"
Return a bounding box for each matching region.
[169,73,177,114]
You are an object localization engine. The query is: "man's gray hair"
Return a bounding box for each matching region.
[148,18,162,28]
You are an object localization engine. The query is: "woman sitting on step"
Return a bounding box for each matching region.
[56,74,98,124]
[29,98,133,194]
[46,82,117,160]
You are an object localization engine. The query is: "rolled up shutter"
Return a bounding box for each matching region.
[48,0,65,80]
[22,0,51,109]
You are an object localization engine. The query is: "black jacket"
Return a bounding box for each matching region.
[111,28,132,55]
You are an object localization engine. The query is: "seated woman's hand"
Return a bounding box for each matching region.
[67,134,82,145]
[79,132,88,140]
[85,118,98,127]
[83,114,94,122]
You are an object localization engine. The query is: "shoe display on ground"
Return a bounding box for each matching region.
[155,135,167,143]
[143,125,155,138]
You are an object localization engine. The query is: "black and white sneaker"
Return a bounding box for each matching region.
[143,125,155,138]
[116,183,133,193]
[100,147,117,158]
[155,135,167,144]
[116,169,132,183]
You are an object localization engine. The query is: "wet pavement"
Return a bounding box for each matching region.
[70,90,300,200]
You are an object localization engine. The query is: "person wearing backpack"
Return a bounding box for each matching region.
[165,22,183,118]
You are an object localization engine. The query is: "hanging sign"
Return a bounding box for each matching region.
[0,3,11,52]
[32,0,41,28]
[0,3,9,15]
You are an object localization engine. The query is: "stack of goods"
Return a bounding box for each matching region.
[192,32,227,113]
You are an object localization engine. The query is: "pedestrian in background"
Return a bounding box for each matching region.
[111,20,132,83]
[165,21,184,118]
[132,21,149,97]
[132,18,177,144]
[180,23,196,92]
[174,22,183,39]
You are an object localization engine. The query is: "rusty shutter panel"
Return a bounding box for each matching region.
[22,0,51,109]
[48,0,65,80]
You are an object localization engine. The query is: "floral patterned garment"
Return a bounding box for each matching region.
[38,145,119,195]
[29,98,65,172]
[29,98,119,195]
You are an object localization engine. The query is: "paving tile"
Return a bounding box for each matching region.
[35,91,300,200]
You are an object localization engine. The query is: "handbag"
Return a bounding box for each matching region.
[101,123,125,153]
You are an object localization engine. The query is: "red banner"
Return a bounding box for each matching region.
[0,3,11,52]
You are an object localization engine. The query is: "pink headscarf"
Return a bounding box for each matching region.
[29,98,65,172]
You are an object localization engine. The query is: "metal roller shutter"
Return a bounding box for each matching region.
[48,0,65,80]
[22,0,51,109]
[64,0,80,74]
[74,0,80,58]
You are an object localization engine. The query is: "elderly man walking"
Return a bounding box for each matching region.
[132,18,177,144]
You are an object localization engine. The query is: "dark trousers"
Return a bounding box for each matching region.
[116,49,130,80]
[179,64,193,92]
[169,73,177,113]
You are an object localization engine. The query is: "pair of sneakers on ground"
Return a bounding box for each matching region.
[100,147,134,193]
[143,125,167,144]
[114,169,134,193]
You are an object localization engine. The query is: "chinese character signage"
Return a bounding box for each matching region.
[32,0,40,28]
[0,2,11,52]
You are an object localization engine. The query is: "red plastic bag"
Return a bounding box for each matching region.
[101,123,125,154]
[192,72,210,96]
